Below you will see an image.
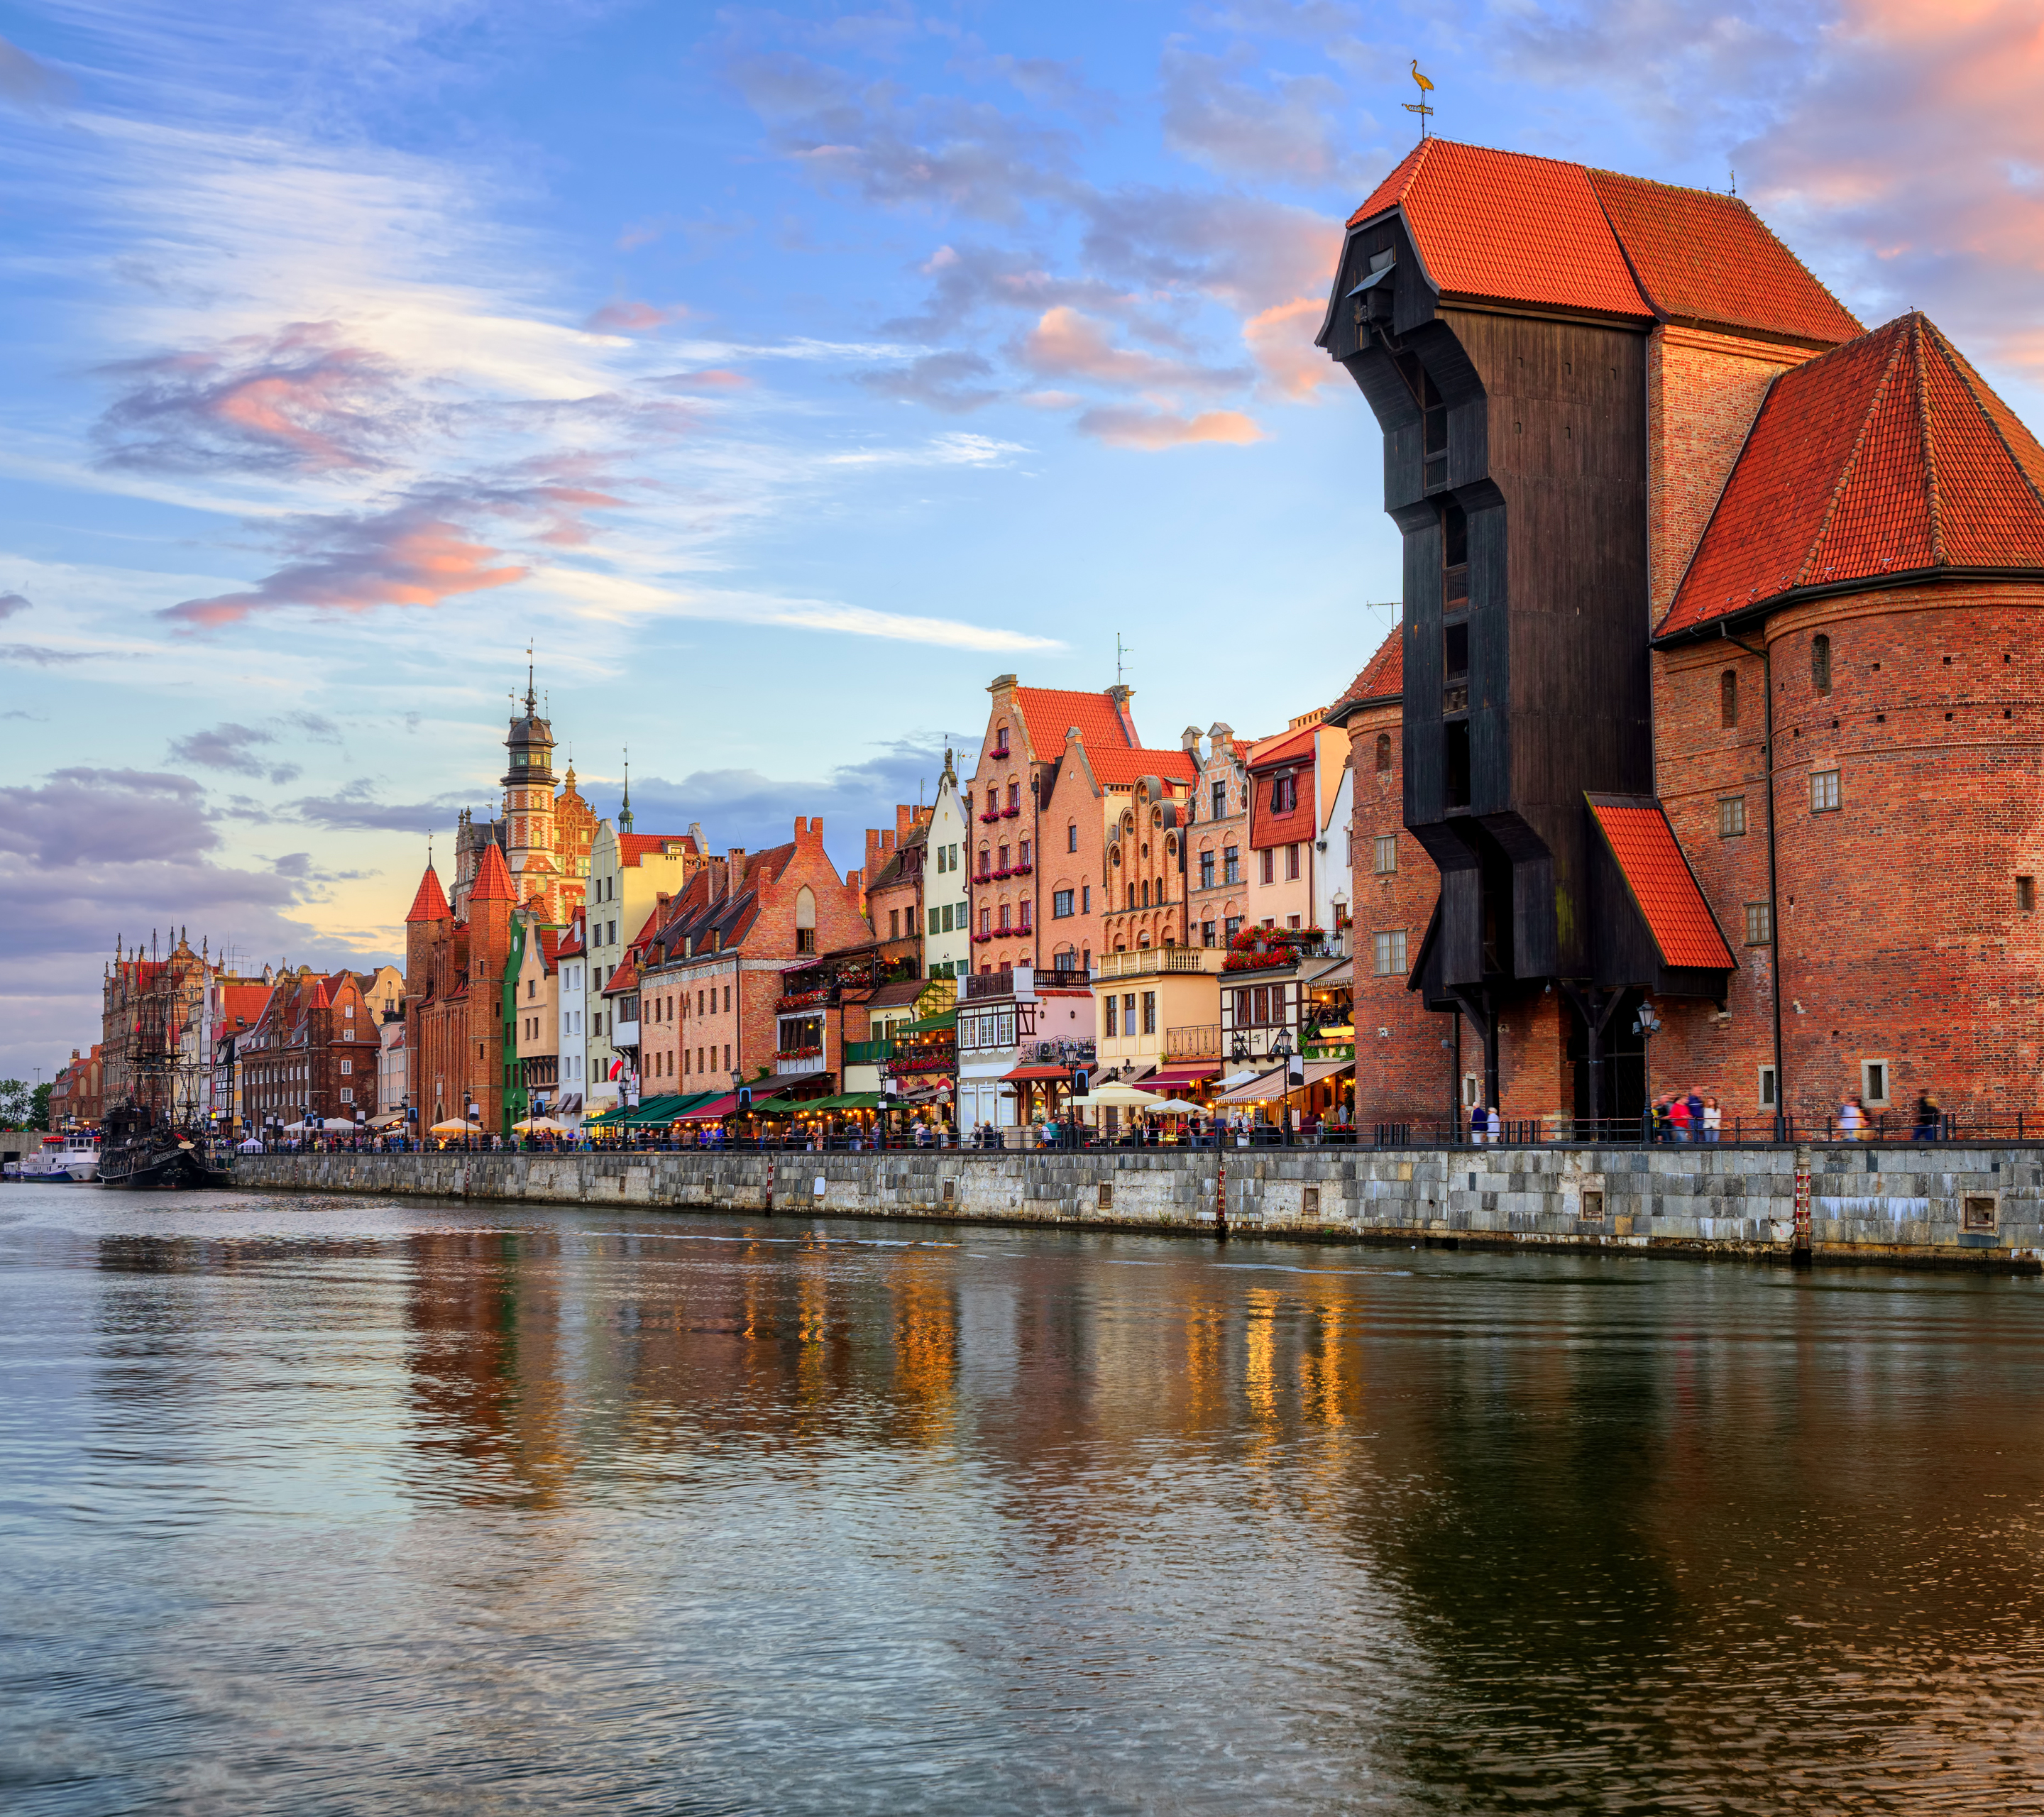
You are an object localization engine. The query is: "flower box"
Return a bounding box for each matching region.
[1001,806,1021,818]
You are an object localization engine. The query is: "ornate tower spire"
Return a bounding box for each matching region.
[620,748,634,833]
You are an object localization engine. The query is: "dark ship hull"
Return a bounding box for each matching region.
[98,1138,231,1190]
[97,1105,230,1190]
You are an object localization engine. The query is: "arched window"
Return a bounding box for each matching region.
[1375,732,1392,773]
[1141,879,1151,907]
[1813,634,1832,696]
[1720,669,1738,728]
[795,885,816,954]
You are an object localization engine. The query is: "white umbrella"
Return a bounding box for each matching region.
[236,1137,264,1152]
[1148,1099,1203,1114]
[512,1116,566,1133]
[1070,1082,1167,1108]
[1215,1070,1263,1091]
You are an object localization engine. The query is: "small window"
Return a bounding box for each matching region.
[1744,901,1772,945]
[1286,844,1301,882]
[1303,1185,1321,1216]
[1372,929,1408,976]
[1580,1189,1604,1222]
[1758,1065,1779,1109]
[2020,877,2035,913]
[1719,797,1747,838]
[1375,732,1392,774]
[1811,769,1841,813]
[1861,1060,1890,1107]
[1067,822,1078,853]
[1260,848,1275,886]
[1373,834,1397,875]
[1813,634,1832,695]
[1720,669,1738,728]
[1964,1195,1998,1233]
[1053,889,1075,918]
[1212,781,1228,820]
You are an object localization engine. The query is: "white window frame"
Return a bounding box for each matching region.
[1861,1058,1891,1107]
[1811,769,1841,813]
[1373,834,1397,875]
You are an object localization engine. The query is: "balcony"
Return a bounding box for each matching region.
[1094,948,1221,979]
[776,987,830,1013]
[843,1038,894,1065]
[1164,1023,1221,1058]
[886,1038,955,1076]
[775,1050,827,1077]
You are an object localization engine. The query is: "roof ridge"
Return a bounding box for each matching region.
[1926,317,2044,525]
[1912,315,1947,565]
[1793,321,1910,591]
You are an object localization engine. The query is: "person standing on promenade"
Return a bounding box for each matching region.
[1686,1087,1706,1141]
[1702,1094,1722,1142]
[1840,1094,1865,1141]
[1913,1089,1940,1141]
[1669,1094,1691,1142]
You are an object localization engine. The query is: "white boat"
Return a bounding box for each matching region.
[19,1131,100,1182]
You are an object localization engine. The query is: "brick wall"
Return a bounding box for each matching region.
[1655,582,2044,1126]
[1647,326,1818,620]
[1345,698,1451,1121]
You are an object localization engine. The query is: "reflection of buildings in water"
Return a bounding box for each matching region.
[404,1229,577,1510]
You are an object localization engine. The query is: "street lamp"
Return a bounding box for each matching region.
[1273,1030,1297,1143]
[1632,1002,1662,1139]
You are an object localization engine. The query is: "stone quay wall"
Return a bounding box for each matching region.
[232,1144,2044,1270]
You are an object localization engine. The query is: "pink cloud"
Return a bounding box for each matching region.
[1017,305,1245,394]
[583,300,688,334]
[1075,406,1263,449]
[666,368,752,390]
[1243,296,1344,400]
[95,323,414,476]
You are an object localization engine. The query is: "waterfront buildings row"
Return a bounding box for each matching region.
[55,137,2044,1139]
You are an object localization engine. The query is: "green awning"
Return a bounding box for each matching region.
[746,1095,806,1116]
[894,1010,957,1035]
[612,1092,705,1126]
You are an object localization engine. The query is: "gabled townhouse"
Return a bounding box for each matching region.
[512,922,565,1122]
[552,910,589,1126]
[634,818,872,1105]
[924,753,971,979]
[584,821,706,1118]
[862,804,934,977]
[404,842,517,1132]
[239,967,382,1129]
[1185,723,1253,950]
[1244,710,1351,935]
[966,676,1197,979]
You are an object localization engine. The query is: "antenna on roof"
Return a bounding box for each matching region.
[1116,631,1132,686]
[1728,165,1737,197]
[1403,60,1435,141]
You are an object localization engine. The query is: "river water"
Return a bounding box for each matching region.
[5,1183,2044,1814]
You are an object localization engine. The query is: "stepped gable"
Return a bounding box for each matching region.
[468,842,516,903]
[1341,139,1859,346]
[1585,169,1862,348]
[1659,313,2044,639]
[405,864,449,923]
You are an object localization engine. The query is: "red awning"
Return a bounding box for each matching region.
[1150,1063,1220,1087]
[1001,1064,1071,1082]
[677,1093,737,1120]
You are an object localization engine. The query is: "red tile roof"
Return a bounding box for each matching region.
[601,950,639,996]
[1010,686,1137,758]
[1347,138,1652,322]
[1588,800,1735,970]
[1086,747,1198,787]
[1246,722,1317,770]
[1329,627,1404,720]
[618,833,698,867]
[468,842,515,903]
[405,864,449,924]
[1659,314,2044,637]
[1344,141,1859,345]
[1585,170,1862,347]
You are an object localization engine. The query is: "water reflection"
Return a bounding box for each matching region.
[1,1190,2041,1812]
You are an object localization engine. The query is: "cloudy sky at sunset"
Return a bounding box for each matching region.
[2,0,2040,1078]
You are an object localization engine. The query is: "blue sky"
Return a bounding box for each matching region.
[3,0,2040,1079]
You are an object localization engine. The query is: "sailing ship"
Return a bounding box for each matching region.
[99,935,231,1190]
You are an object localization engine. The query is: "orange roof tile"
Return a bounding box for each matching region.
[1330,627,1404,716]
[1588,801,1735,970]
[601,950,639,996]
[1246,722,1317,770]
[405,864,449,923]
[1347,139,1652,322]
[1010,686,1137,758]
[468,842,515,903]
[618,833,698,866]
[1660,314,2044,637]
[1586,170,1862,347]
[1086,747,1198,787]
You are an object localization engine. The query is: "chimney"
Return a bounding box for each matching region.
[1106,684,1136,743]
[1182,724,1202,754]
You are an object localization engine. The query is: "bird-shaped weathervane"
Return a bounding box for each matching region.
[1403,60,1435,141]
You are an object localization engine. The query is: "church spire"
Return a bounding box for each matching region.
[620,748,633,833]
[524,641,537,718]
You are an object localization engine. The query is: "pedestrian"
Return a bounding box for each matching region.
[1471,1101,1487,1145]
[1840,1092,1865,1141]
[1486,1103,1502,1145]
[1685,1086,1706,1141]
[1669,1094,1691,1142]
[1913,1087,1940,1141]
[1702,1094,1722,1143]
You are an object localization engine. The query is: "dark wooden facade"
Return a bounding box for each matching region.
[1320,209,1698,1094]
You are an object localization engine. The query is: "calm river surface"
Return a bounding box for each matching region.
[5,1184,2044,1814]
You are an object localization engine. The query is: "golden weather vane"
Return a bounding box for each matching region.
[1403,60,1435,141]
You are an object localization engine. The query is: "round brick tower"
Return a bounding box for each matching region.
[1654,314,2044,1129]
